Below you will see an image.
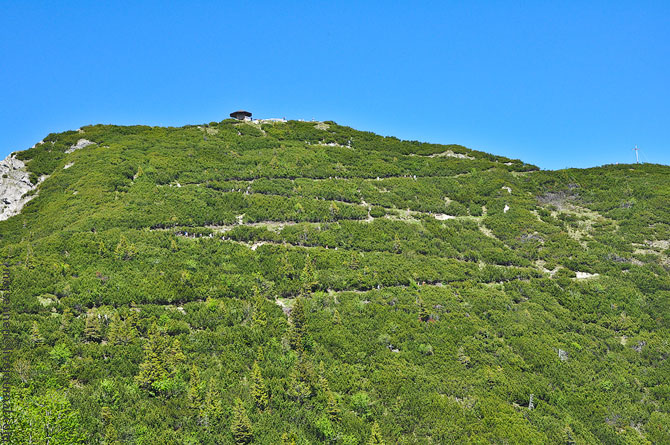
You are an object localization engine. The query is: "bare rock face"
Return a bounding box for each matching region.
[0,153,43,221]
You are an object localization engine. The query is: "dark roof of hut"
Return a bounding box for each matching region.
[230,110,252,118]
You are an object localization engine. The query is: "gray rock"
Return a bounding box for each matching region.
[65,139,95,154]
[0,153,46,221]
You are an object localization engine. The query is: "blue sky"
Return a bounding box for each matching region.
[1,1,668,169]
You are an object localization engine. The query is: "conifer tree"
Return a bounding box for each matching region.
[230,398,253,444]
[317,361,329,393]
[250,361,269,411]
[199,383,223,427]
[300,255,317,296]
[316,360,340,420]
[289,297,308,352]
[329,201,340,220]
[106,315,120,345]
[287,365,312,402]
[417,296,430,322]
[367,422,385,445]
[24,243,34,269]
[60,308,73,332]
[30,321,44,345]
[97,240,106,256]
[332,308,341,325]
[348,251,360,270]
[114,236,127,260]
[103,423,120,445]
[135,344,166,391]
[126,307,140,331]
[187,365,203,410]
[326,389,341,422]
[292,297,307,334]
[281,432,297,445]
[252,294,267,328]
[100,405,112,425]
[169,338,186,367]
[84,312,102,342]
[135,323,168,391]
[108,315,136,345]
[114,235,137,260]
[278,251,296,279]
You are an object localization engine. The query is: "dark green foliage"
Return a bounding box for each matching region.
[2,119,669,443]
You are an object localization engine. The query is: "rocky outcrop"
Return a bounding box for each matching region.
[0,153,44,221]
[65,139,95,154]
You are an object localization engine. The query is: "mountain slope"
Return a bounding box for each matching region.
[1,119,669,444]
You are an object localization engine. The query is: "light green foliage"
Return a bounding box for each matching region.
[368,421,385,445]
[250,361,269,410]
[84,311,102,342]
[231,398,253,444]
[10,390,86,444]
[135,323,184,395]
[30,320,44,344]
[1,120,669,443]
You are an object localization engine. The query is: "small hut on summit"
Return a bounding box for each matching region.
[230,110,252,121]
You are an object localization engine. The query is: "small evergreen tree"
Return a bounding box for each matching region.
[326,390,341,422]
[103,422,120,445]
[367,421,385,445]
[332,308,341,325]
[107,315,136,345]
[30,321,44,345]
[84,313,102,342]
[168,338,186,367]
[300,255,317,296]
[126,307,140,331]
[287,365,312,402]
[250,361,269,410]
[252,295,267,328]
[281,432,297,445]
[317,361,329,393]
[417,296,430,322]
[135,344,166,391]
[199,383,223,427]
[135,324,168,391]
[187,365,203,410]
[97,240,106,256]
[278,251,296,279]
[24,243,34,269]
[114,235,137,260]
[230,398,253,444]
[289,297,308,352]
[100,405,112,425]
[329,201,340,220]
[60,308,73,332]
[348,251,360,270]
[393,233,401,253]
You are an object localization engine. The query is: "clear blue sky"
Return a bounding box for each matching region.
[1,1,668,170]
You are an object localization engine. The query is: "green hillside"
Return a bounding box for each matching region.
[1,119,669,444]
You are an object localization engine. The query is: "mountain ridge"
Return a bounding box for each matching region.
[1,119,669,443]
